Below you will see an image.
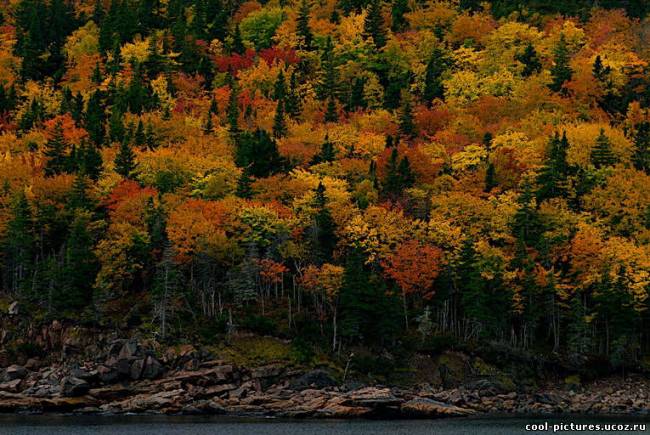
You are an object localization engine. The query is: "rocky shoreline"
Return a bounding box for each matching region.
[1,338,649,418]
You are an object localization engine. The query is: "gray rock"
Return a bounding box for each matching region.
[61,376,90,397]
[142,356,163,380]
[291,370,337,390]
[130,359,145,380]
[4,365,27,381]
[8,301,18,316]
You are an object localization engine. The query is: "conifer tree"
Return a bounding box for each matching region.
[324,96,338,123]
[235,129,283,178]
[311,135,336,164]
[227,73,240,135]
[391,0,409,32]
[231,24,245,55]
[516,43,542,77]
[79,140,103,181]
[92,61,103,85]
[114,138,137,179]
[398,92,415,139]
[591,128,617,168]
[134,120,146,148]
[273,70,286,101]
[43,120,68,176]
[236,169,254,198]
[549,34,572,94]
[3,191,34,295]
[422,47,448,105]
[86,91,105,146]
[347,77,366,112]
[536,132,571,201]
[312,182,337,263]
[272,99,287,138]
[484,162,497,192]
[363,0,387,48]
[318,36,338,102]
[296,0,313,50]
[285,71,302,119]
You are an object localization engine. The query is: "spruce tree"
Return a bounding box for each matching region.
[235,129,284,178]
[536,132,571,201]
[227,73,240,135]
[43,120,68,176]
[79,140,103,181]
[549,34,572,94]
[484,162,497,192]
[272,99,287,138]
[363,0,387,48]
[114,138,137,178]
[61,210,97,310]
[318,36,338,102]
[591,128,617,168]
[422,47,448,105]
[391,0,409,32]
[231,24,245,55]
[312,182,337,263]
[347,77,366,112]
[311,134,336,164]
[273,70,286,101]
[296,0,313,50]
[86,91,105,146]
[3,191,34,295]
[516,43,542,77]
[134,120,146,148]
[236,169,254,198]
[285,71,302,119]
[632,121,649,174]
[512,181,541,247]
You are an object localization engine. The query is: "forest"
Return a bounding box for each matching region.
[0,0,649,376]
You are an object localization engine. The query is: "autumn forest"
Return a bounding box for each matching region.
[0,0,650,377]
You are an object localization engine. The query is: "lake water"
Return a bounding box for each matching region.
[0,415,647,434]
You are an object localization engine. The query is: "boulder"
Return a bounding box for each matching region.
[346,387,402,407]
[4,365,27,381]
[142,356,163,379]
[0,379,22,393]
[8,301,19,316]
[401,397,476,417]
[97,365,119,384]
[290,370,337,390]
[118,341,139,360]
[60,377,90,397]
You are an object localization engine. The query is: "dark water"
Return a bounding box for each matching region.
[0,415,647,435]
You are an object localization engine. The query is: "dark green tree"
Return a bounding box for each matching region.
[85,91,105,146]
[484,162,497,193]
[422,47,449,105]
[285,71,302,119]
[312,182,337,263]
[3,192,34,295]
[325,96,338,123]
[236,169,254,199]
[516,42,542,77]
[235,129,284,178]
[311,134,336,164]
[398,92,416,139]
[272,99,287,138]
[363,0,387,48]
[549,34,572,94]
[227,73,240,135]
[536,132,572,201]
[296,0,314,50]
[391,0,409,32]
[43,120,68,176]
[114,138,137,178]
[591,128,617,168]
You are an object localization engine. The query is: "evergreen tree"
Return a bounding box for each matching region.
[318,36,338,102]
[312,182,337,263]
[272,99,287,138]
[134,120,146,148]
[536,132,572,201]
[235,129,284,178]
[114,138,137,178]
[43,120,68,176]
[363,0,387,48]
[92,61,103,85]
[59,210,97,311]
[145,122,157,150]
[285,71,302,119]
[311,135,336,164]
[422,47,448,105]
[86,91,105,146]
[3,191,34,295]
[484,162,497,192]
[347,77,366,112]
[296,0,313,50]
[591,128,617,168]
[549,34,572,94]
[79,140,103,181]
[512,181,541,247]
[632,121,650,174]
[325,96,338,123]
[231,24,245,55]
[273,70,286,101]
[516,43,542,77]
[236,169,254,198]
[391,0,409,32]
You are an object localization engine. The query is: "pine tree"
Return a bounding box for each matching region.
[632,121,649,174]
[236,169,254,198]
[272,99,287,138]
[318,36,338,102]
[231,24,245,55]
[391,0,409,32]
[363,0,386,49]
[43,120,68,176]
[3,191,34,295]
[591,128,617,168]
[516,43,542,77]
[152,241,180,338]
[285,71,302,119]
[325,96,338,123]
[60,211,98,311]
[484,162,497,192]
[512,181,541,247]
[536,132,572,201]
[86,91,105,146]
[92,61,103,85]
[114,138,137,178]
[347,77,366,112]
[549,34,573,94]
[422,47,448,105]
[67,173,93,211]
[311,134,336,164]
[134,120,146,148]
[235,129,284,178]
[296,0,313,50]
[312,182,337,263]
[273,70,287,101]
[79,140,103,181]
[145,122,157,150]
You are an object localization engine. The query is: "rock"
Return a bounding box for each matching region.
[401,397,476,417]
[24,358,41,371]
[8,301,19,316]
[60,377,90,397]
[70,368,97,381]
[97,365,119,384]
[4,365,27,381]
[130,359,145,380]
[346,387,402,408]
[0,379,22,393]
[291,370,337,390]
[118,341,138,360]
[141,356,163,380]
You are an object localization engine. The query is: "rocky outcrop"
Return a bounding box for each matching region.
[0,336,648,418]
